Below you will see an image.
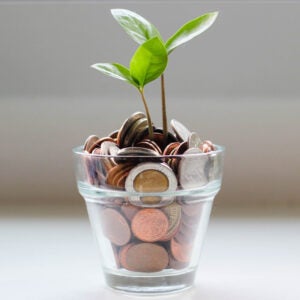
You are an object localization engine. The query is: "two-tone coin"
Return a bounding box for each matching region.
[125,162,177,205]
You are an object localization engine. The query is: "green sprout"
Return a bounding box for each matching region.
[92,8,218,141]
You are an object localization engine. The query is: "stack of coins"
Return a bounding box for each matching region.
[83,112,216,272]
[98,201,203,272]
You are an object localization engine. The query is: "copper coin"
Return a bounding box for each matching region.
[100,208,131,246]
[109,130,119,139]
[84,135,99,153]
[135,139,162,154]
[119,243,134,270]
[170,238,192,263]
[131,209,169,242]
[160,203,182,241]
[163,142,180,156]
[121,203,140,221]
[174,228,194,245]
[168,253,188,270]
[89,137,115,153]
[106,163,133,188]
[120,242,169,272]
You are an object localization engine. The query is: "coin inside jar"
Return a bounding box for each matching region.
[119,242,169,272]
[125,162,177,205]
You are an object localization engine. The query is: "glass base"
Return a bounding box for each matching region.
[104,268,196,295]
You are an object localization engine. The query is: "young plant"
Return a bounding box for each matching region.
[92,9,218,141]
[91,36,167,138]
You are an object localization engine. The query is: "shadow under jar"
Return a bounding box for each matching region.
[73,145,225,294]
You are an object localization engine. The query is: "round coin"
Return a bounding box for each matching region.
[121,203,140,221]
[84,135,99,153]
[170,238,192,263]
[125,163,177,193]
[131,208,169,242]
[188,132,203,149]
[178,148,209,189]
[100,208,131,246]
[120,242,169,272]
[117,112,146,147]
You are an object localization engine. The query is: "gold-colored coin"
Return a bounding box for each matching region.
[125,162,177,205]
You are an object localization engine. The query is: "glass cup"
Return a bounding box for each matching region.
[73,145,224,294]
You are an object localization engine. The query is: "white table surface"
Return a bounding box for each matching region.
[1,205,300,300]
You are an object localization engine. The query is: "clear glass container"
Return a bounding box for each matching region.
[73,145,224,294]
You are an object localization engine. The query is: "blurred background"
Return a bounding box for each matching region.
[1,1,299,207]
[1,2,300,300]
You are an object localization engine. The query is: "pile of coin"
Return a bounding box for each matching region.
[83,112,216,192]
[98,201,203,272]
[83,112,216,272]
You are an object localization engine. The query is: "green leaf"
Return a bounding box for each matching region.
[91,63,138,87]
[111,8,162,44]
[165,12,219,54]
[130,37,168,88]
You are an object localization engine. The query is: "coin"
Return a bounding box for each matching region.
[178,148,209,188]
[100,141,119,155]
[170,238,192,263]
[200,140,215,153]
[108,130,119,139]
[162,142,180,156]
[168,253,188,270]
[170,119,191,142]
[115,147,161,165]
[117,112,146,147]
[125,162,177,205]
[135,139,162,154]
[89,137,116,153]
[100,208,131,246]
[121,203,140,221]
[123,117,148,147]
[84,135,99,153]
[188,132,203,149]
[119,242,169,272]
[106,163,134,189]
[160,203,182,241]
[131,208,169,242]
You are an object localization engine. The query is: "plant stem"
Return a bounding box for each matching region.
[139,88,154,139]
[161,73,168,144]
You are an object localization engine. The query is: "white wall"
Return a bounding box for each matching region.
[1,2,299,205]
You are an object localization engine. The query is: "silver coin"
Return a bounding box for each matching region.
[84,135,99,152]
[170,119,191,142]
[125,162,178,207]
[100,141,118,155]
[178,148,209,189]
[188,132,203,149]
